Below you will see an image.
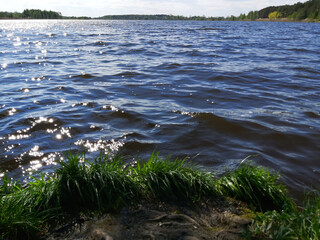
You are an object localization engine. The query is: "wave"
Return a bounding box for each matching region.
[121,141,155,152]
[70,73,96,79]
[88,41,108,46]
[173,111,315,152]
[304,111,320,119]
[197,27,221,31]
[114,71,142,77]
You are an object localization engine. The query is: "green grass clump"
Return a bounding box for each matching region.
[0,194,44,240]
[0,175,53,240]
[0,175,21,196]
[132,152,218,202]
[215,163,293,212]
[250,193,320,239]
[55,152,140,213]
[0,152,140,239]
[1,152,320,240]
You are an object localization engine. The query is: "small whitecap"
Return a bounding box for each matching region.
[35,41,42,47]
[13,42,22,47]
[9,108,17,116]
[110,105,118,111]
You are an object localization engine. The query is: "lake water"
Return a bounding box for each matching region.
[0,20,319,199]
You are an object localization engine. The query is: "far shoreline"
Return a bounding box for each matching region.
[255,17,320,23]
[0,17,320,23]
[0,17,319,23]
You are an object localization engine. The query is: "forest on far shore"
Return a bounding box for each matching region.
[1,0,319,21]
[0,9,90,19]
[239,0,320,21]
[99,0,320,21]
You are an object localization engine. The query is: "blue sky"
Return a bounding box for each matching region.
[1,0,305,17]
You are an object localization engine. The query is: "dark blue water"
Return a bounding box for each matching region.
[0,20,320,199]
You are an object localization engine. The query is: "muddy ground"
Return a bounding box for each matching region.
[46,198,253,240]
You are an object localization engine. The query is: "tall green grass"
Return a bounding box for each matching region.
[250,193,320,239]
[132,152,218,201]
[55,152,140,213]
[1,152,319,239]
[0,152,140,239]
[0,175,53,240]
[0,193,45,240]
[215,163,293,212]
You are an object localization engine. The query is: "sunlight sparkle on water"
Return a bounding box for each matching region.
[29,145,44,157]
[42,153,59,165]
[1,63,8,69]
[29,160,42,171]
[8,134,30,140]
[0,20,319,198]
[74,139,124,153]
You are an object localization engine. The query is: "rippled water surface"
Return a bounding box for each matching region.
[0,20,319,197]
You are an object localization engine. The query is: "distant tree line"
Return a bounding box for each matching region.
[99,0,320,21]
[22,9,62,19]
[234,0,320,21]
[1,0,319,21]
[0,9,91,19]
[0,9,62,19]
[98,14,225,21]
[0,11,21,19]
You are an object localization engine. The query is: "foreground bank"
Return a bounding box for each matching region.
[1,152,319,239]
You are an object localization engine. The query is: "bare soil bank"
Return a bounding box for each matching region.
[46,198,253,240]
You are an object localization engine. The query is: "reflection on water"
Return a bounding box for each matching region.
[0,20,320,199]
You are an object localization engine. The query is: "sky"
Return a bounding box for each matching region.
[1,0,305,18]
